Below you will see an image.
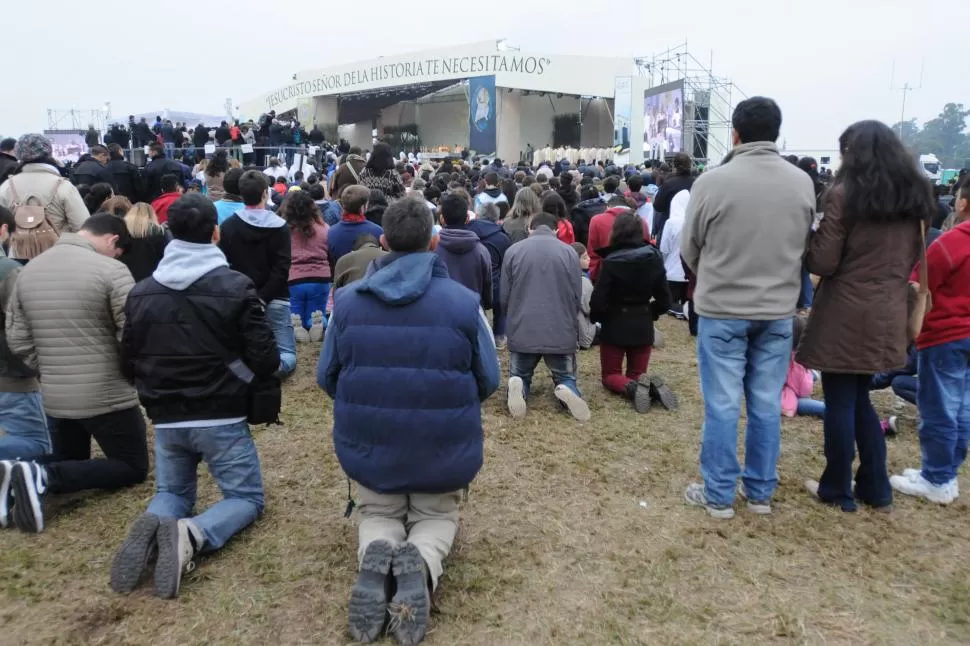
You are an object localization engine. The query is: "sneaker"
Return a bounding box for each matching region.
[902,469,959,498]
[887,416,899,435]
[0,460,14,529]
[736,483,772,515]
[668,304,687,320]
[388,543,431,646]
[804,479,820,497]
[684,482,735,519]
[309,311,325,343]
[110,513,161,594]
[554,385,591,422]
[11,461,47,533]
[891,470,957,504]
[292,314,310,343]
[494,335,507,351]
[348,539,394,643]
[642,374,679,410]
[625,381,651,414]
[507,376,527,419]
[154,517,203,599]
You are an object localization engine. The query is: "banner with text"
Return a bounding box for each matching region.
[468,75,497,155]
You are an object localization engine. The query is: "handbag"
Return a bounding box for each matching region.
[171,292,282,425]
[908,221,932,342]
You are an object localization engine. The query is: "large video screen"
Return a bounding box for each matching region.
[643,81,684,159]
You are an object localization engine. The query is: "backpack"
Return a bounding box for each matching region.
[6,177,63,260]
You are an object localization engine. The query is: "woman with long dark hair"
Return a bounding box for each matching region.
[541,191,575,244]
[358,142,404,200]
[204,150,230,202]
[282,190,331,343]
[798,120,935,512]
[84,182,114,214]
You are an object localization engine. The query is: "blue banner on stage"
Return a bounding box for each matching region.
[468,75,496,155]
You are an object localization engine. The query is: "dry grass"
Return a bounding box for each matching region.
[1,317,968,645]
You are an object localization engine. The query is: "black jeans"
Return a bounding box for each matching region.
[41,406,149,494]
[818,373,892,510]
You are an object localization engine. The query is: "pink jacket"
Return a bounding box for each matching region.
[781,354,814,417]
[288,222,331,282]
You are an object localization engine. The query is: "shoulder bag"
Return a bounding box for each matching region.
[908,221,931,341]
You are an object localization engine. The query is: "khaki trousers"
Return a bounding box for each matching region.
[356,485,462,590]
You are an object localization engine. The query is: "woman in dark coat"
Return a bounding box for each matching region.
[120,202,170,282]
[797,120,934,512]
[591,210,673,413]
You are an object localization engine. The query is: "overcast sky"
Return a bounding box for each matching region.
[4,0,965,151]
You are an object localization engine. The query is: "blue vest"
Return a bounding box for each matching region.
[330,258,484,494]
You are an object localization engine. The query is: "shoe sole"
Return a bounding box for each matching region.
[507,377,527,419]
[11,463,43,533]
[110,513,160,594]
[154,517,182,599]
[890,477,956,505]
[646,375,679,410]
[684,487,735,519]
[0,461,12,529]
[555,386,591,422]
[632,383,651,414]
[737,484,772,515]
[348,539,394,643]
[389,543,430,646]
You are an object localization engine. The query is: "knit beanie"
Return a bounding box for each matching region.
[15,134,52,163]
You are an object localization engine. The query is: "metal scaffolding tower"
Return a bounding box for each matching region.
[46,106,111,134]
[634,43,743,165]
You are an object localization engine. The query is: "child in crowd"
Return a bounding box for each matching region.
[570,242,597,350]
[435,192,492,309]
[891,175,970,504]
[319,195,499,644]
[783,316,824,418]
[283,190,330,343]
[590,210,675,413]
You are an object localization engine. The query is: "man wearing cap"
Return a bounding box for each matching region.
[0,138,18,185]
[0,134,88,234]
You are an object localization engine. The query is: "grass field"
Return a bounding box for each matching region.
[1,316,968,646]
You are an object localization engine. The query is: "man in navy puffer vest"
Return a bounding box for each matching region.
[318,194,499,645]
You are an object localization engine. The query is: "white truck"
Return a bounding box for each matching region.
[919,153,942,184]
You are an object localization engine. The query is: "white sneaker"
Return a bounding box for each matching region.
[554,385,591,422]
[291,314,310,343]
[737,482,772,515]
[154,517,204,598]
[901,469,959,499]
[507,377,527,419]
[308,311,325,342]
[684,482,735,519]
[804,479,820,497]
[890,470,956,504]
[0,461,14,528]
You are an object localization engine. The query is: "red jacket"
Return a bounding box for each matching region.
[557,219,575,245]
[587,206,650,281]
[151,191,181,224]
[911,220,970,349]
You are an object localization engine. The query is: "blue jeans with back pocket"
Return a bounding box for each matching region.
[697,317,793,506]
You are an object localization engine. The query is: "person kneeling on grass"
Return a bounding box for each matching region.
[318,195,500,645]
[110,193,280,599]
[590,210,676,413]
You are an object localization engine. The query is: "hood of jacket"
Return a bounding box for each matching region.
[152,240,229,291]
[466,218,505,243]
[668,190,690,222]
[720,141,780,165]
[357,252,445,306]
[482,186,503,199]
[436,227,481,255]
[596,242,660,277]
[625,190,647,208]
[237,207,286,229]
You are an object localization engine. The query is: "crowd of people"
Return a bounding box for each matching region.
[0,93,966,644]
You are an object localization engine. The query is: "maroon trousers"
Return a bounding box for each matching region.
[600,344,652,394]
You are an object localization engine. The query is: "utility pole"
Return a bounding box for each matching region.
[890,60,923,142]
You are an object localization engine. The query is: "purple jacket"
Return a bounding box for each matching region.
[433,227,492,309]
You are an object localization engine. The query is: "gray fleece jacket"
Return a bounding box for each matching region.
[681,141,815,320]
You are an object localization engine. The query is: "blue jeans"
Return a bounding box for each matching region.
[266,299,297,377]
[509,352,581,399]
[797,398,825,418]
[0,391,51,460]
[697,317,792,506]
[147,421,264,551]
[289,281,330,330]
[917,339,970,486]
[797,264,813,309]
[163,142,175,159]
[818,372,890,510]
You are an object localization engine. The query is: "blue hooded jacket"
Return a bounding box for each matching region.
[317,252,500,494]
